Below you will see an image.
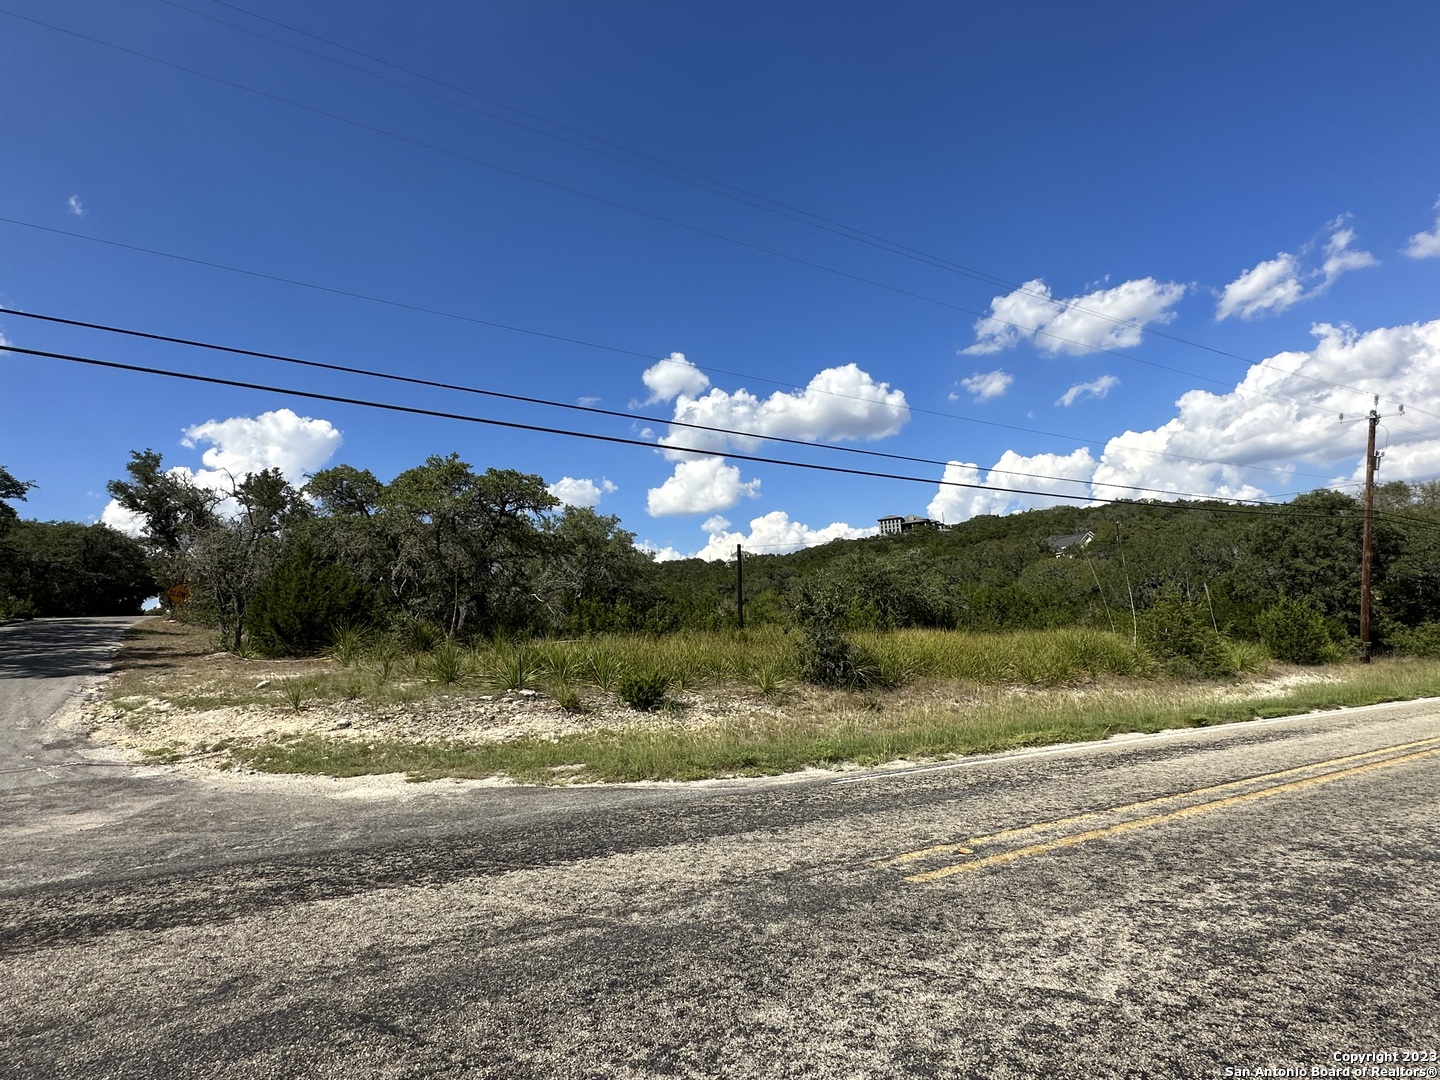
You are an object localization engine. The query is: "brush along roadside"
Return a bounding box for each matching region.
[81,619,1440,783]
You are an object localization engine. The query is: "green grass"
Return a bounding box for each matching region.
[228,657,1440,784]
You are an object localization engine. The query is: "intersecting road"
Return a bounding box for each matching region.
[3,618,1438,1078]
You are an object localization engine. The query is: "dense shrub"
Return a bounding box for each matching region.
[1389,620,1440,658]
[617,670,670,711]
[1137,588,1236,677]
[1254,596,1339,665]
[247,541,378,657]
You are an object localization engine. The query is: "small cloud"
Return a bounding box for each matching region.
[1404,197,1440,259]
[962,277,1186,356]
[1217,216,1377,321]
[547,476,617,508]
[959,369,1013,402]
[701,515,731,534]
[1056,375,1120,407]
[577,395,602,407]
[641,352,709,404]
[646,457,760,516]
[67,195,84,216]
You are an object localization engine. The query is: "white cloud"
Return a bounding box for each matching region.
[689,510,876,562]
[963,277,1186,357]
[701,514,731,534]
[638,542,687,562]
[646,457,760,516]
[547,476,616,508]
[1056,375,1119,407]
[100,501,147,538]
[927,449,1097,523]
[641,352,709,403]
[658,363,909,457]
[1217,217,1377,321]
[67,195,84,216]
[958,369,1013,401]
[180,408,342,486]
[100,409,343,533]
[577,395,602,407]
[927,318,1440,523]
[1215,253,1307,321]
[1320,223,1379,284]
[1404,197,1440,259]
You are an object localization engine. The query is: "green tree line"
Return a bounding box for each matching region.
[6,452,1440,663]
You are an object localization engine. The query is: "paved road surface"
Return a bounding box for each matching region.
[2,618,1438,1078]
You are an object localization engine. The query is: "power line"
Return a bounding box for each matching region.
[1,306,1324,506]
[1,7,1413,427]
[160,0,1422,418]
[2,341,1393,529]
[0,216,1346,486]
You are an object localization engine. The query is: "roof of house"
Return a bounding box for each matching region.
[1046,529,1096,551]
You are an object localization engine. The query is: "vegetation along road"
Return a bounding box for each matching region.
[2,618,1438,1078]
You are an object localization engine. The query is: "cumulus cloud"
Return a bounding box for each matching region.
[67,195,84,216]
[100,501,148,538]
[1217,217,1377,321]
[547,476,616,508]
[100,408,343,533]
[927,449,1098,523]
[646,457,760,516]
[962,277,1186,357]
[1404,198,1440,259]
[956,369,1013,402]
[180,408,342,486]
[928,319,1440,523]
[638,542,687,562]
[641,352,709,403]
[689,510,876,562]
[657,363,909,458]
[1056,375,1119,407]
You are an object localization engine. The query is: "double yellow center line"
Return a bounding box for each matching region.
[884,734,1440,883]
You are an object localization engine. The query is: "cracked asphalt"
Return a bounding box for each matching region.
[2,618,1438,1078]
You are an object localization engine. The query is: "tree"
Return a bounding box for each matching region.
[374,456,558,637]
[106,450,219,616]
[535,506,656,633]
[3,521,155,615]
[188,469,310,652]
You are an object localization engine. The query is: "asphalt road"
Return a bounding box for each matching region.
[2,618,1438,1078]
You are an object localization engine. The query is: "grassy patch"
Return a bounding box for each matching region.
[228,659,1440,784]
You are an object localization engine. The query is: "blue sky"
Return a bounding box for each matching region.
[4,0,1440,559]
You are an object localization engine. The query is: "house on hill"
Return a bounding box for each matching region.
[878,514,945,535]
[1046,529,1096,555]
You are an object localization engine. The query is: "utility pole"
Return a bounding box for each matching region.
[1360,402,1379,664]
[735,543,745,630]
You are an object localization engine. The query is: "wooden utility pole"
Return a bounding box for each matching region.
[1360,404,1379,664]
[735,543,745,629]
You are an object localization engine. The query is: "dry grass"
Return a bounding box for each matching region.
[96,618,1440,784]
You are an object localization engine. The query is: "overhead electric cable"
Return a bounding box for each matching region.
[1,341,1393,527]
[0,7,1414,425]
[163,0,1417,414]
[0,216,1344,485]
[3,305,1310,506]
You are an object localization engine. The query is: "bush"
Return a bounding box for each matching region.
[248,541,377,657]
[1137,588,1237,677]
[1255,596,1339,665]
[791,582,887,689]
[1390,620,1440,658]
[617,670,670,711]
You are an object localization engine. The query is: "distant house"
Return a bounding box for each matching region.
[1046,529,1096,555]
[878,514,943,536]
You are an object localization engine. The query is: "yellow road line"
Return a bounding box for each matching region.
[885,734,1440,866]
[904,744,1440,882]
